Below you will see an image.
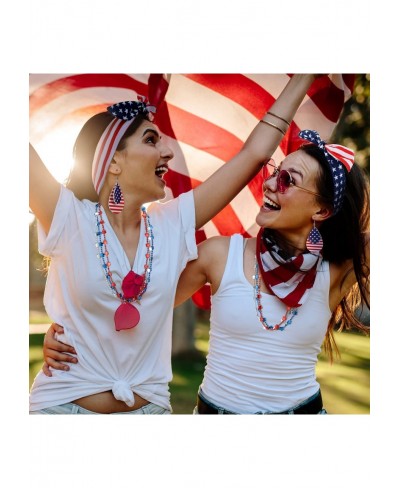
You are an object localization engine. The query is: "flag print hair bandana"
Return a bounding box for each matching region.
[299,129,355,215]
[256,229,322,308]
[92,96,156,194]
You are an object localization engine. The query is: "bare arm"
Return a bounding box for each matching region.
[193,74,318,229]
[174,236,230,307]
[29,143,61,234]
[174,249,209,308]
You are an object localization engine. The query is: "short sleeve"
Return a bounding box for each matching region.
[37,186,74,257]
[176,190,197,262]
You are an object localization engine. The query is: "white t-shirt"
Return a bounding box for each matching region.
[29,186,197,411]
[200,234,332,414]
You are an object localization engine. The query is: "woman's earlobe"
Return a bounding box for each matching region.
[313,207,333,222]
[109,160,121,175]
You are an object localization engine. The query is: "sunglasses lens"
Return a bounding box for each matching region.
[277,170,291,193]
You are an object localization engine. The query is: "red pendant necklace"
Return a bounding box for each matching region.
[95,203,154,331]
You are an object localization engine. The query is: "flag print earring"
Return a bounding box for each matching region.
[306,220,323,255]
[108,177,125,214]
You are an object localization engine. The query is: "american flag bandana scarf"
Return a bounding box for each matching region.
[298,129,355,215]
[92,97,156,194]
[256,229,322,308]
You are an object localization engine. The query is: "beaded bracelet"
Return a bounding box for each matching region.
[267,111,290,127]
[260,119,286,135]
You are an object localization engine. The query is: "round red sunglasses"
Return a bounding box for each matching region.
[262,159,322,197]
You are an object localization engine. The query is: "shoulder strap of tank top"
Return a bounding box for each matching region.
[227,234,246,279]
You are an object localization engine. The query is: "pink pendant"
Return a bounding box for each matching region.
[122,270,144,299]
[114,302,140,331]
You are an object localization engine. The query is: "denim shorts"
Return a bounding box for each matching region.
[193,405,327,415]
[30,402,171,415]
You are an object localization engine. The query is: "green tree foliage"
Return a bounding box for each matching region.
[332,74,370,174]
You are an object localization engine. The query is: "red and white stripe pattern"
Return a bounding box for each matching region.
[29,73,354,238]
[92,118,132,194]
[324,143,355,172]
[29,74,354,307]
[257,229,321,308]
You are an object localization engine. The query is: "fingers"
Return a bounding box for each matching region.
[43,353,77,372]
[42,322,78,374]
[44,348,78,363]
[51,322,65,334]
[42,362,52,377]
[44,328,76,355]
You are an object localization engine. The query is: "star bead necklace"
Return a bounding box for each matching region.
[253,257,298,331]
[95,203,154,331]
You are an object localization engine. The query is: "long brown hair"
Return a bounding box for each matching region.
[300,144,370,361]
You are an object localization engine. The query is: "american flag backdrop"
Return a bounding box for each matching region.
[29,73,355,307]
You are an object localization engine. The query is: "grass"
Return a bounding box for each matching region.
[29,318,370,414]
[315,331,370,414]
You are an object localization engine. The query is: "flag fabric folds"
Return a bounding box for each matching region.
[29,73,355,307]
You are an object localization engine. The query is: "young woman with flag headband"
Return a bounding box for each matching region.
[176,130,369,414]
[29,74,320,414]
[41,124,370,414]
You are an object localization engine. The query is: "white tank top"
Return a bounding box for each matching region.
[200,234,332,413]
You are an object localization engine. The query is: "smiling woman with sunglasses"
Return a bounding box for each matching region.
[177,128,370,415]
[40,123,370,415]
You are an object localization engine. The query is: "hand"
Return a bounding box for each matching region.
[291,74,327,80]
[42,323,78,377]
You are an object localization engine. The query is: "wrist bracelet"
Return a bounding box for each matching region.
[267,111,291,127]
[260,119,286,135]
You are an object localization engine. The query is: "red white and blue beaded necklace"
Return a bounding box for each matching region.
[95,203,154,331]
[91,97,157,331]
[253,256,298,331]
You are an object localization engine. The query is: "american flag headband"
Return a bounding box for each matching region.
[91,97,156,194]
[298,129,355,215]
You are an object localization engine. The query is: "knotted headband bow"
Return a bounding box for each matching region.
[298,129,355,214]
[92,96,157,194]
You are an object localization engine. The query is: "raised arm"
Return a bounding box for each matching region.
[193,74,318,229]
[29,143,61,234]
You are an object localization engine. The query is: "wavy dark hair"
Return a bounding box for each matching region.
[65,111,151,201]
[300,143,370,361]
